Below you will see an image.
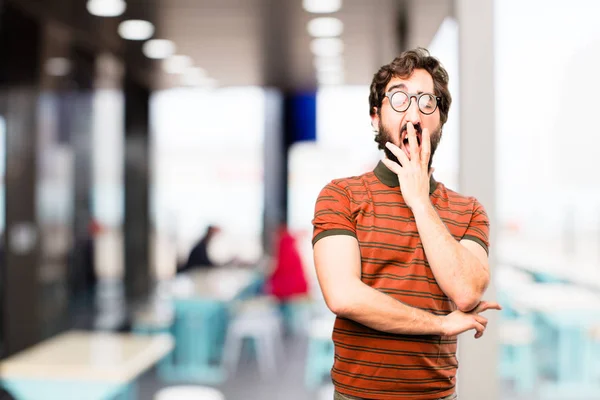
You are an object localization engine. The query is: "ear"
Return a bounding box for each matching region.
[371,107,380,132]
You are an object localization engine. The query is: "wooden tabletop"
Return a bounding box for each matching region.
[0,331,174,384]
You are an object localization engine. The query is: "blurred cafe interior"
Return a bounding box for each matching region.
[0,0,600,399]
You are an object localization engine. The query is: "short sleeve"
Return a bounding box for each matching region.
[312,182,357,246]
[461,198,490,255]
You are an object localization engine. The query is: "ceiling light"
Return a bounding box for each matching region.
[317,69,345,86]
[181,74,218,89]
[118,20,155,41]
[86,0,126,17]
[318,70,344,82]
[163,55,193,74]
[314,56,344,71]
[310,38,344,57]
[196,77,219,89]
[143,39,176,59]
[45,57,71,77]
[303,0,342,13]
[181,67,208,86]
[318,74,344,86]
[307,17,343,37]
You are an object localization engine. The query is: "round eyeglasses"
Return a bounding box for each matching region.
[384,91,441,115]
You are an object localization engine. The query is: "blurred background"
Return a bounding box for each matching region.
[0,0,599,399]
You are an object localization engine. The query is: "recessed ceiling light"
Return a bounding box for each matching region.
[143,39,176,59]
[86,0,126,17]
[118,20,155,41]
[181,73,217,88]
[163,55,193,74]
[318,74,344,86]
[181,67,208,86]
[194,77,219,89]
[310,38,344,57]
[318,69,344,82]
[314,56,344,71]
[303,0,342,13]
[307,17,343,37]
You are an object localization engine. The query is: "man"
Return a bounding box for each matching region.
[312,48,501,400]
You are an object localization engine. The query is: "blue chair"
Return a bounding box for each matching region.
[305,316,335,389]
[279,296,312,335]
[498,318,537,394]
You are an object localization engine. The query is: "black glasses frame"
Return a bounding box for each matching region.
[384,91,441,115]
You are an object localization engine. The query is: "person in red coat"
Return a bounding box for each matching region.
[264,225,309,334]
[266,226,308,300]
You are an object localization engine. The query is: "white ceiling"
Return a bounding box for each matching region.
[149,0,402,90]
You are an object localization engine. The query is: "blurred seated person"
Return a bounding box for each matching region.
[178,225,221,272]
[68,219,102,303]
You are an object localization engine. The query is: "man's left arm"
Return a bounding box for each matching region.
[411,201,490,312]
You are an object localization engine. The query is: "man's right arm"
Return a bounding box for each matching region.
[314,234,495,337]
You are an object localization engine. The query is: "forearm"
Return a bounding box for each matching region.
[330,280,444,335]
[411,201,489,311]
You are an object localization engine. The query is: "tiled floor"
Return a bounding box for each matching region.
[138,334,326,400]
[135,334,533,400]
[136,339,599,400]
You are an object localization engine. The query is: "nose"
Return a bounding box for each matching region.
[404,96,422,125]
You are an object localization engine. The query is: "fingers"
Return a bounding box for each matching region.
[473,320,485,338]
[407,123,419,163]
[385,142,410,166]
[474,314,488,328]
[473,301,502,314]
[421,127,431,169]
[473,315,487,338]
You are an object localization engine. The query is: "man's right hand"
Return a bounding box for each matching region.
[440,301,502,338]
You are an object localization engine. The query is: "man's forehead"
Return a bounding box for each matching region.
[385,70,434,92]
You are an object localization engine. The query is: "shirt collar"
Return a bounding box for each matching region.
[373,160,438,194]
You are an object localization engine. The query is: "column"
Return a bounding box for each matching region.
[455,0,498,399]
[0,1,42,356]
[123,75,150,303]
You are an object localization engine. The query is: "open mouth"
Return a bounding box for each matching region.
[402,132,422,147]
[399,126,422,158]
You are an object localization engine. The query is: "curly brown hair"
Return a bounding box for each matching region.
[369,48,451,126]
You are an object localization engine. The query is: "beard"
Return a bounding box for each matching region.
[374,120,442,171]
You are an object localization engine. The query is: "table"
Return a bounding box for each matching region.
[0,331,174,400]
[162,267,262,384]
[173,267,260,301]
[497,235,600,291]
[506,282,600,398]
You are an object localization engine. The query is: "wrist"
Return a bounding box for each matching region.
[410,198,432,216]
[434,314,446,336]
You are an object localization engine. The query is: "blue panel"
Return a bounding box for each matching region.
[287,92,316,143]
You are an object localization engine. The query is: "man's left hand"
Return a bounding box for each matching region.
[382,122,432,210]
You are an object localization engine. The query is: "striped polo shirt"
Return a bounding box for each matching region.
[312,161,489,400]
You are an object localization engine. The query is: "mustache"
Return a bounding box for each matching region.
[400,123,422,136]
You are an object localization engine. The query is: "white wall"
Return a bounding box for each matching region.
[150,87,265,264]
[495,0,600,238]
[428,16,460,191]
